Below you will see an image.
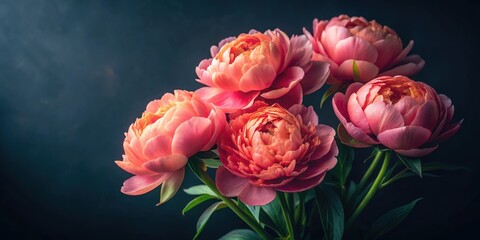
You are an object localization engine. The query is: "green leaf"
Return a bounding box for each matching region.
[352,60,360,82]
[316,185,344,240]
[194,201,226,239]
[369,198,422,240]
[202,158,222,168]
[260,196,288,236]
[238,201,260,222]
[330,141,354,187]
[422,162,469,172]
[184,185,216,197]
[346,181,372,215]
[346,181,357,202]
[219,229,262,240]
[397,154,422,177]
[182,194,216,215]
[320,84,341,108]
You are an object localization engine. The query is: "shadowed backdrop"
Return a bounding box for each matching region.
[0,0,478,239]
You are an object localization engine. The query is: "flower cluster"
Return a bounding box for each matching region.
[115,15,461,239]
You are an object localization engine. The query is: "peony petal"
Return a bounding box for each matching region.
[195,59,214,86]
[380,55,424,77]
[120,173,170,196]
[171,117,213,157]
[347,93,370,133]
[377,126,431,150]
[389,40,413,67]
[343,122,379,145]
[372,38,403,70]
[301,61,330,95]
[239,64,277,92]
[142,135,173,159]
[115,159,155,175]
[158,169,185,205]
[332,93,349,125]
[396,145,438,158]
[238,184,277,206]
[275,172,327,192]
[435,120,462,142]
[310,124,336,159]
[410,101,439,131]
[123,138,146,167]
[356,83,380,107]
[299,141,338,180]
[261,66,304,99]
[142,154,188,173]
[263,84,303,109]
[393,96,418,116]
[202,108,227,151]
[337,123,373,148]
[216,166,250,197]
[212,72,239,91]
[289,104,318,126]
[284,34,311,68]
[320,26,352,57]
[333,37,378,63]
[195,87,259,113]
[337,60,379,83]
[364,101,405,135]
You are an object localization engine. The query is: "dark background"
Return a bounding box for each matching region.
[0,0,478,239]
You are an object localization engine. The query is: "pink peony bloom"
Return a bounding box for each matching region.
[216,102,338,206]
[304,15,425,85]
[195,29,330,112]
[116,90,226,204]
[332,75,462,157]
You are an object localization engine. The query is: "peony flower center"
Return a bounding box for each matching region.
[133,102,176,136]
[377,78,425,104]
[216,34,267,63]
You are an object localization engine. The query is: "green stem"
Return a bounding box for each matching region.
[192,162,272,240]
[346,151,391,229]
[296,193,306,239]
[358,149,384,190]
[278,192,296,240]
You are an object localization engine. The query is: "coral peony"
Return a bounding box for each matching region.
[332,75,461,157]
[216,102,338,206]
[195,29,330,112]
[304,15,424,85]
[116,90,226,204]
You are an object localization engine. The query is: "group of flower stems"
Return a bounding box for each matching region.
[189,146,393,240]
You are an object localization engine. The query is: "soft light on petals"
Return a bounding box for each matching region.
[377,126,431,150]
[196,29,328,112]
[195,87,259,112]
[332,75,460,157]
[238,185,277,206]
[121,174,171,196]
[172,117,213,157]
[364,102,405,135]
[116,91,227,202]
[142,154,188,173]
[239,64,276,92]
[306,15,424,84]
[216,166,250,197]
[217,102,337,206]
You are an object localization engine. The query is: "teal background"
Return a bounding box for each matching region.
[0,0,477,239]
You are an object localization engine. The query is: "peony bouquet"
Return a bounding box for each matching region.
[115,15,462,239]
